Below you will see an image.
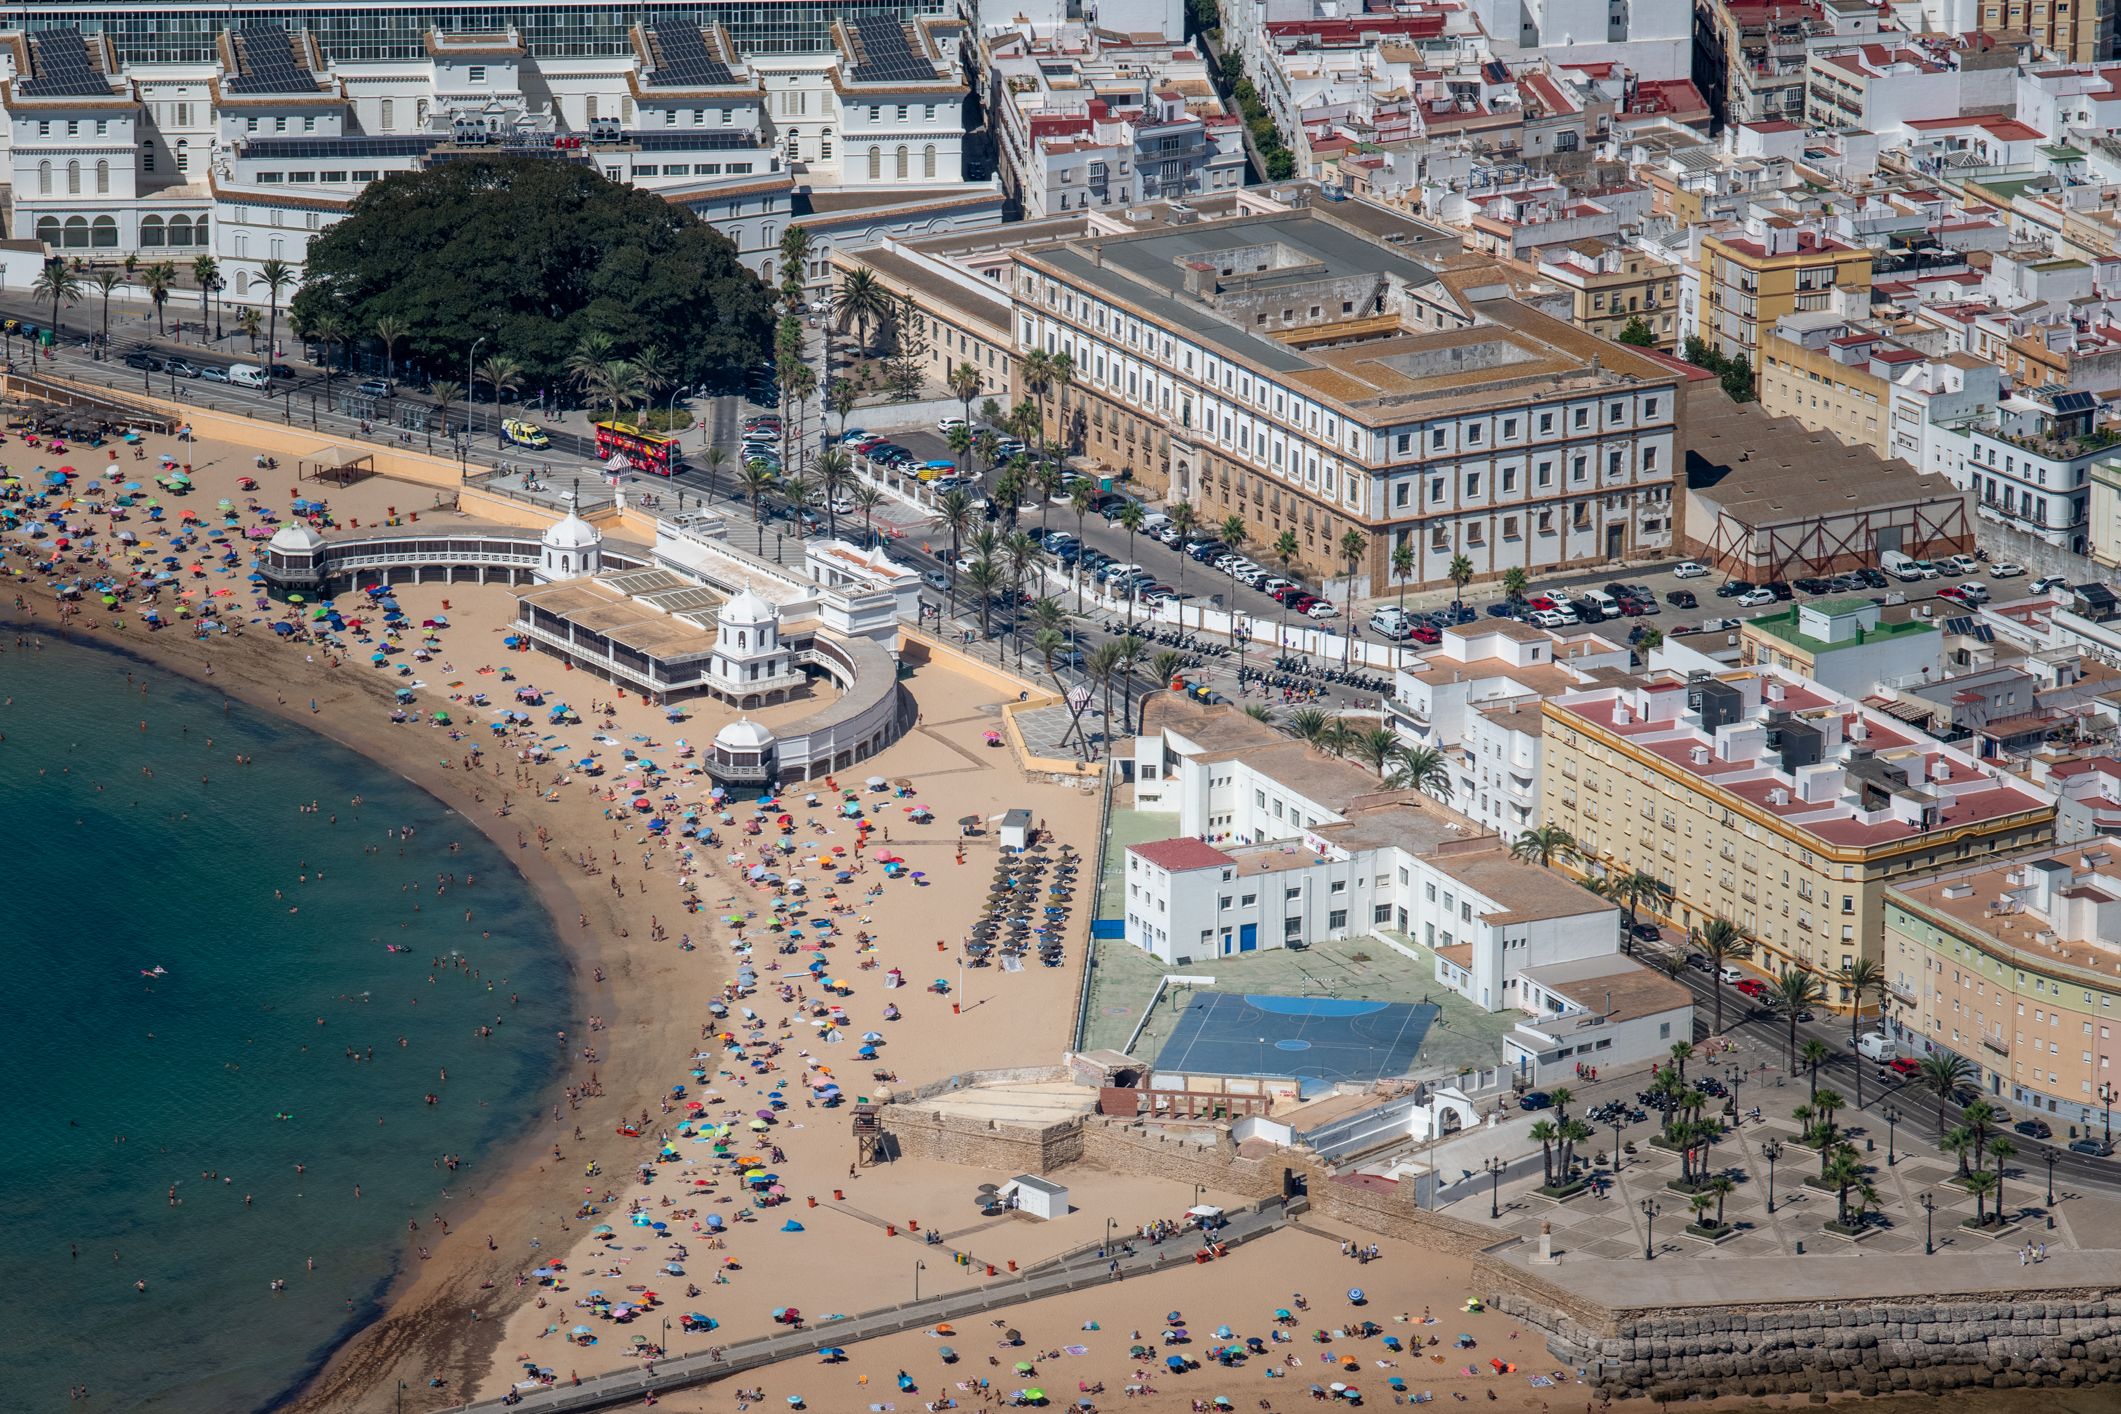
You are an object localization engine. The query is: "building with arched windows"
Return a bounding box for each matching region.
[1,17,991,293]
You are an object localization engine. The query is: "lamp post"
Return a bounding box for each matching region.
[1610,1114,1624,1173]
[1105,1217,1115,1258]
[1639,1198,1660,1260]
[2101,1081,2115,1145]
[1920,1190,1935,1256]
[1762,1137,1782,1214]
[465,335,486,448]
[2044,1146,2058,1209]
[1883,1105,1900,1167]
[914,1259,926,1301]
[1727,1064,1745,1120]
[1484,1155,1505,1220]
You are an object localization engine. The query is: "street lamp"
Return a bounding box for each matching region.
[1639,1198,1660,1260]
[1920,1190,1936,1255]
[913,1259,926,1301]
[1610,1114,1625,1173]
[1727,1065,1745,1119]
[1883,1105,1900,1167]
[2044,1147,2058,1209]
[2101,1081,2115,1145]
[1484,1155,1505,1220]
[1762,1137,1782,1214]
[465,335,486,448]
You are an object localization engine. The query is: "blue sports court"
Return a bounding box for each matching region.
[1151,991,1438,1083]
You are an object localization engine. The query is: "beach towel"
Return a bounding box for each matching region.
[1065,1345,1089,1356]
[1528,1376,1554,1388]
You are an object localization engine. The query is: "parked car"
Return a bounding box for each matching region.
[1715,580,1754,599]
[937,415,967,434]
[1766,580,1794,600]
[358,377,395,398]
[165,358,199,379]
[1944,554,1982,575]
[1718,966,1745,984]
[1673,561,1709,579]
[2014,1118,2053,1140]
[1988,561,2026,578]
[921,569,950,592]
[1886,1057,1922,1077]
[1684,951,1710,972]
[198,365,230,384]
[123,351,164,372]
[1793,577,1834,596]
[2032,576,2070,595]
[1666,589,1698,609]
[1734,978,1768,997]
[1736,587,1777,607]
[2068,1137,2114,1156]
[1855,568,1889,589]
[1304,600,1338,619]
[1517,1091,1554,1111]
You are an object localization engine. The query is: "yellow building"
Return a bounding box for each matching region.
[1696,222,1874,366]
[1887,848,2121,1131]
[1756,315,1919,457]
[1536,239,1683,351]
[1539,669,2054,998]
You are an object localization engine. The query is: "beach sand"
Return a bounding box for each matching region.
[3,421,1121,1411]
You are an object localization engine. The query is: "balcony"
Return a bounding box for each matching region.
[1981,1035,2009,1056]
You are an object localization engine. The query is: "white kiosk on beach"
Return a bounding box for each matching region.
[996,1174,1070,1220]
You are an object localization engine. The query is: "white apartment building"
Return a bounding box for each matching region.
[1954,386,2101,554]
[1386,619,1630,837]
[0,15,978,295]
[1123,693,1619,1007]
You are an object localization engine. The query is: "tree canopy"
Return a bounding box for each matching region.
[290,157,772,395]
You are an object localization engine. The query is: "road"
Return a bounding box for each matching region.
[458,1197,1296,1411]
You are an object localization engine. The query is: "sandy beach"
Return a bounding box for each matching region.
[1,417,1117,1411]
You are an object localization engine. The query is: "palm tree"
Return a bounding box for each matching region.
[738,459,778,538]
[1020,350,1053,455]
[90,268,124,349]
[135,260,170,334]
[258,257,296,367]
[1917,1052,1975,1138]
[477,353,524,421]
[1800,1038,1832,1099]
[585,359,645,427]
[1836,957,1887,1047]
[1822,1146,1864,1227]
[947,361,983,430]
[1003,531,1040,667]
[837,267,889,355]
[828,378,858,441]
[1447,551,1474,607]
[1608,870,1669,952]
[1669,1040,1694,1082]
[1042,352,1074,454]
[308,310,345,410]
[1501,566,1530,603]
[1962,1098,2001,1172]
[1511,825,1577,868]
[1386,743,1452,798]
[1117,501,1147,627]
[1339,527,1367,667]
[1345,727,1401,780]
[374,315,405,383]
[1942,1124,1975,1179]
[1698,918,1746,1036]
[1282,707,1334,748]
[780,467,819,536]
[1708,1173,1737,1229]
[1557,1118,1592,1187]
[778,224,812,294]
[814,447,854,541]
[428,379,462,436]
[1150,648,1186,699]
[1768,968,1826,1072]
[1087,640,1126,755]
[1529,1119,1559,1188]
[191,253,218,332]
[565,332,616,398]
[237,305,264,353]
[1811,1089,1845,1162]
[1273,530,1299,645]
[1686,1190,1716,1231]
[853,483,886,548]
[1965,1168,2000,1227]
[936,488,976,619]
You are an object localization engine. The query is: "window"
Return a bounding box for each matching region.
[90,214,116,249]
[867,146,881,180]
[176,139,190,174]
[894,145,908,180]
[141,215,165,246]
[95,159,108,194]
[468,64,486,82]
[66,160,80,195]
[36,161,51,196]
[380,98,396,129]
[922,144,936,180]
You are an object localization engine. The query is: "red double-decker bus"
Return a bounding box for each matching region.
[594,420,685,476]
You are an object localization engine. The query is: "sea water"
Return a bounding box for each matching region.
[0,632,570,1412]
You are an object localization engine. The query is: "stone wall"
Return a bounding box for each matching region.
[1477,1267,2121,1402]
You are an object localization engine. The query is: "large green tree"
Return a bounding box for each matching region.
[290,157,772,396]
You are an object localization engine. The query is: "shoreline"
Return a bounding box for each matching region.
[3,591,704,1413]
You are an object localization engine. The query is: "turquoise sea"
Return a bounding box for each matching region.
[0,630,570,1412]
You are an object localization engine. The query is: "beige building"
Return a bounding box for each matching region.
[1696,220,1876,367]
[1539,668,2054,996]
[1536,238,1684,351]
[1757,313,1924,457]
[1005,197,1683,593]
[1886,846,2121,1129]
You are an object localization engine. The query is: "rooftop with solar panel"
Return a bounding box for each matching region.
[833,14,962,91]
[5,27,126,104]
[219,23,330,99]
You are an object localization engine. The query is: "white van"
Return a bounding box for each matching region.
[1578,588,1620,617]
[228,363,270,389]
[1856,1031,1899,1062]
[1880,550,1929,582]
[1370,606,1412,639]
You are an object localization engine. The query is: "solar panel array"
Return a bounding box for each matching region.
[635,130,758,152]
[645,26,734,88]
[242,135,440,160]
[19,29,114,97]
[227,23,317,94]
[848,14,936,85]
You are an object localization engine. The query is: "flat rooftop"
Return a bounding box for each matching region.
[516,577,719,660]
[1685,399,1968,524]
[1891,849,2121,985]
[1516,957,1694,1025]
